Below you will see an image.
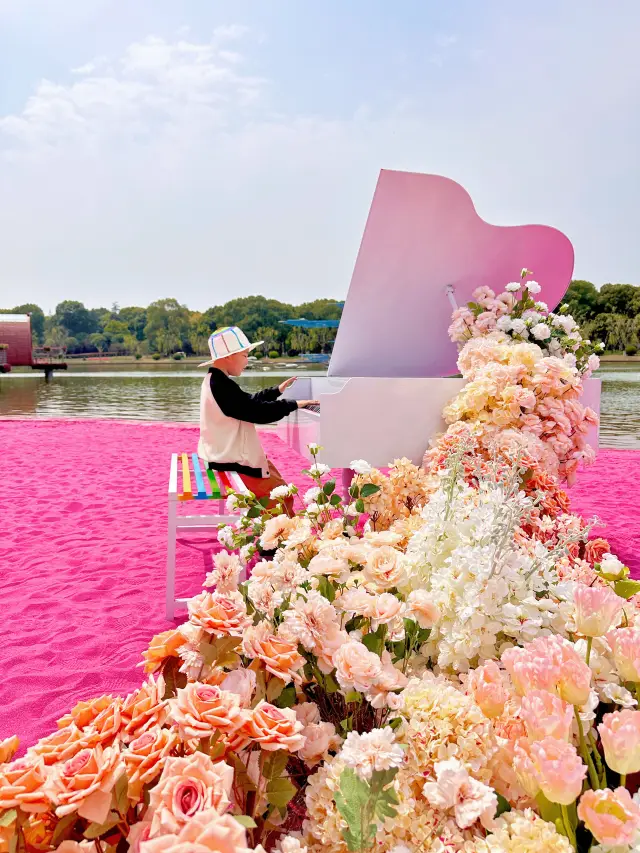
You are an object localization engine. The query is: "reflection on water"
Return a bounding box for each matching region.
[1,362,639,449]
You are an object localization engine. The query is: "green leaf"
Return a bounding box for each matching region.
[233,815,258,829]
[266,776,297,808]
[388,716,402,731]
[324,672,340,693]
[247,506,262,519]
[355,499,365,514]
[266,677,286,703]
[614,578,640,599]
[330,494,342,507]
[323,480,336,495]
[113,772,129,816]
[84,814,121,839]
[273,685,297,708]
[349,484,360,499]
[0,810,16,828]
[258,496,271,508]
[317,575,336,603]
[362,626,385,656]
[334,767,399,852]
[199,636,241,668]
[360,484,381,498]
[228,752,257,793]
[496,793,511,816]
[344,690,362,704]
[51,812,78,846]
[262,749,289,781]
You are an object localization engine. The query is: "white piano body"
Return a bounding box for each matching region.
[274,170,601,489]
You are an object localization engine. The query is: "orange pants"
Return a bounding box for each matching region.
[237,460,294,516]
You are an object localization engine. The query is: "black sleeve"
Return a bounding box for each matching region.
[249,385,282,404]
[210,372,298,425]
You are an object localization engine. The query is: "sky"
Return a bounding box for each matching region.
[1,0,640,313]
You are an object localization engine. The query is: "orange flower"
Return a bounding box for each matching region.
[50,745,123,824]
[30,725,88,766]
[188,591,252,638]
[244,701,305,752]
[0,736,19,765]
[57,695,115,730]
[169,683,247,742]
[121,675,168,743]
[148,753,234,837]
[584,537,611,565]
[82,700,123,747]
[22,811,57,850]
[124,727,178,804]
[141,628,185,674]
[242,623,305,685]
[0,756,51,814]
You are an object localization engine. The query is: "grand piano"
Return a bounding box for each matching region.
[275,170,601,491]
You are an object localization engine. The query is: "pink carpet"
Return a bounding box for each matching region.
[0,420,638,752]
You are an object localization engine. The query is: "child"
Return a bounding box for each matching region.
[197,326,318,511]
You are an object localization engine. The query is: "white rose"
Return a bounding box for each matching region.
[505,282,521,293]
[599,342,606,350]
[225,494,239,513]
[510,319,527,335]
[306,503,320,516]
[270,484,293,500]
[308,442,320,452]
[218,526,235,549]
[531,323,551,340]
[303,486,321,505]
[350,459,373,475]
[526,280,541,294]
[239,544,255,565]
[563,353,577,369]
[587,354,601,372]
[309,463,331,477]
[534,301,549,312]
[496,316,512,332]
[522,310,542,324]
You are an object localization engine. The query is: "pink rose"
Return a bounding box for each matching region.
[148,752,234,837]
[220,669,256,708]
[369,593,404,629]
[244,701,305,752]
[598,709,640,775]
[141,810,253,853]
[578,787,640,847]
[188,591,252,638]
[242,623,305,685]
[294,702,320,728]
[169,683,247,742]
[124,727,178,804]
[298,721,339,766]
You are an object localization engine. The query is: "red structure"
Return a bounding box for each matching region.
[0,314,67,378]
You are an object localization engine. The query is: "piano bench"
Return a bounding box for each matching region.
[166,453,249,620]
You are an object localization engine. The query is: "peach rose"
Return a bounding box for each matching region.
[406,590,441,631]
[244,701,305,752]
[141,628,185,674]
[0,756,51,813]
[298,722,339,767]
[125,820,152,853]
[333,640,383,694]
[242,623,305,685]
[259,514,295,551]
[220,669,256,708]
[55,842,98,852]
[83,699,123,747]
[369,593,404,629]
[142,810,253,853]
[169,683,247,741]
[188,591,252,638]
[30,725,88,766]
[364,546,406,590]
[121,675,168,743]
[294,702,320,728]
[58,695,116,730]
[0,736,19,765]
[148,752,234,837]
[320,519,345,541]
[124,727,178,804]
[50,745,123,824]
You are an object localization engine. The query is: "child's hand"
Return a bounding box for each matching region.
[279,377,297,393]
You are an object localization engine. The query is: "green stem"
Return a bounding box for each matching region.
[588,730,606,787]
[560,803,577,850]
[574,707,600,789]
[585,636,593,665]
[621,773,627,787]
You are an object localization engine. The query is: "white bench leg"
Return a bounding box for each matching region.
[166,500,177,620]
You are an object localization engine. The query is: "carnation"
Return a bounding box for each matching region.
[339,727,404,780]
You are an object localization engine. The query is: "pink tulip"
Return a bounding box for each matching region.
[598,709,640,775]
[519,690,573,742]
[578,787,640,846]
[574,584,624,637]
[608,627,640,683]
[512,738,541,799]
[502,635,591,706]
[529,738,587,805]
[467,662,509,719]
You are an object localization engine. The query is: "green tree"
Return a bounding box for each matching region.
[54,300,98,337]
[560,281,599,322]
[597,283,639,317]
[11,304,45,343]
[119,307,148,341]
[144,298,191,355]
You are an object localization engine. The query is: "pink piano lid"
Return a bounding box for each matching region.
[328,170,574,378]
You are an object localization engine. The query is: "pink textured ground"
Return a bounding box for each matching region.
[0,419,638,752]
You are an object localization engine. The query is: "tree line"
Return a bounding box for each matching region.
[0,296,343,358]
[4,281,640,358]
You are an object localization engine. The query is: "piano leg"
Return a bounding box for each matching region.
[341,468,354,500]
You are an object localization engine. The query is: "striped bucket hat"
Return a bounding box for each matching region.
[198,326,264,367]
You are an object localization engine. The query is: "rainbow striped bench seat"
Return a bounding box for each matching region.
[166,453,249,619]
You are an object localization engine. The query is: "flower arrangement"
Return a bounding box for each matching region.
[3,273,640,853]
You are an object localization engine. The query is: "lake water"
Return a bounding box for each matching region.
[1,361,639,449]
